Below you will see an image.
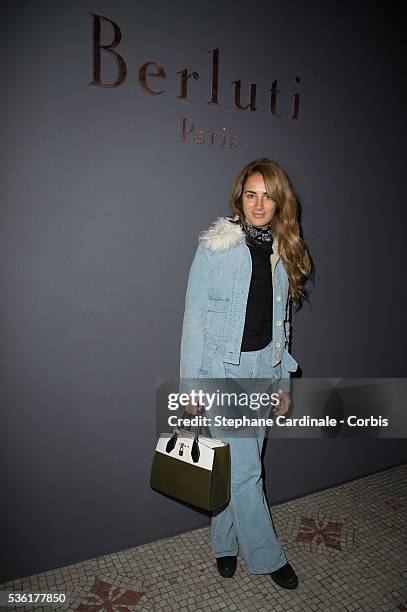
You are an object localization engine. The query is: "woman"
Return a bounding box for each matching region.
[179,159,311,589]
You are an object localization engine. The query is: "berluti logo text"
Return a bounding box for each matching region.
[88,13,302,150]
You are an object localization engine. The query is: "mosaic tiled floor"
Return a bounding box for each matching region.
[1,464,406,612]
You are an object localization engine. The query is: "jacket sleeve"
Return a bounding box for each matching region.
[278,297,298,393]
[179,241,211,388]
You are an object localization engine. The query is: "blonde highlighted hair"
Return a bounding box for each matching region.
[229,158,312,306]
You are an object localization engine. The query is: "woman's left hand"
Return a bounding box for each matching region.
[273,391,290,416]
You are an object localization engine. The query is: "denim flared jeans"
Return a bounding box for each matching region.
[201,338,288,574]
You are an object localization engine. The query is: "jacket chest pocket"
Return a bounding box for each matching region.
[206,296,230,338]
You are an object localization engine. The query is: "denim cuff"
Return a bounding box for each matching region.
[277,376,291,393]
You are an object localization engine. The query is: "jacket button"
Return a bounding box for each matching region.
[276,320,282,326]
[275,342,281,348]
[276,295,282,301]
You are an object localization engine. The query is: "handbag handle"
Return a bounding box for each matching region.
[166,408,204,463]
[165,428,201,463]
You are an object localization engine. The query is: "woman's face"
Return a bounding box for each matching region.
[241,172,277,227]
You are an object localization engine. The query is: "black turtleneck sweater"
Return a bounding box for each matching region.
[240,236,274,352]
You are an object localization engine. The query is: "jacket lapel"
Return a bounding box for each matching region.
[201,214,280,271]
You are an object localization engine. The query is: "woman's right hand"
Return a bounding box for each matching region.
[183,397,204,416]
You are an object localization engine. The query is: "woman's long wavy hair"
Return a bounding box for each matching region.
[229,158,312,307]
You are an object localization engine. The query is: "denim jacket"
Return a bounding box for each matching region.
[179,215,298,392]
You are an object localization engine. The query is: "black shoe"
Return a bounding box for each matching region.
[269,562,299,589]
[216,555,237,578]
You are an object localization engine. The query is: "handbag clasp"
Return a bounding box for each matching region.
[178,442,189,456]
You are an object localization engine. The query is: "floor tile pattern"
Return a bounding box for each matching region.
[1,464,406,611]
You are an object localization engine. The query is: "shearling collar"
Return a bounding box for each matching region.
[199,214,279,254]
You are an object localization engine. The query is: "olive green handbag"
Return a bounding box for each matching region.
[150,426,231,512]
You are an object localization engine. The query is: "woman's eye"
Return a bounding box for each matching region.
[245,193,272,200]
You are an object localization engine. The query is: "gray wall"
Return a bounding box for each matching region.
[1,0,406,581]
